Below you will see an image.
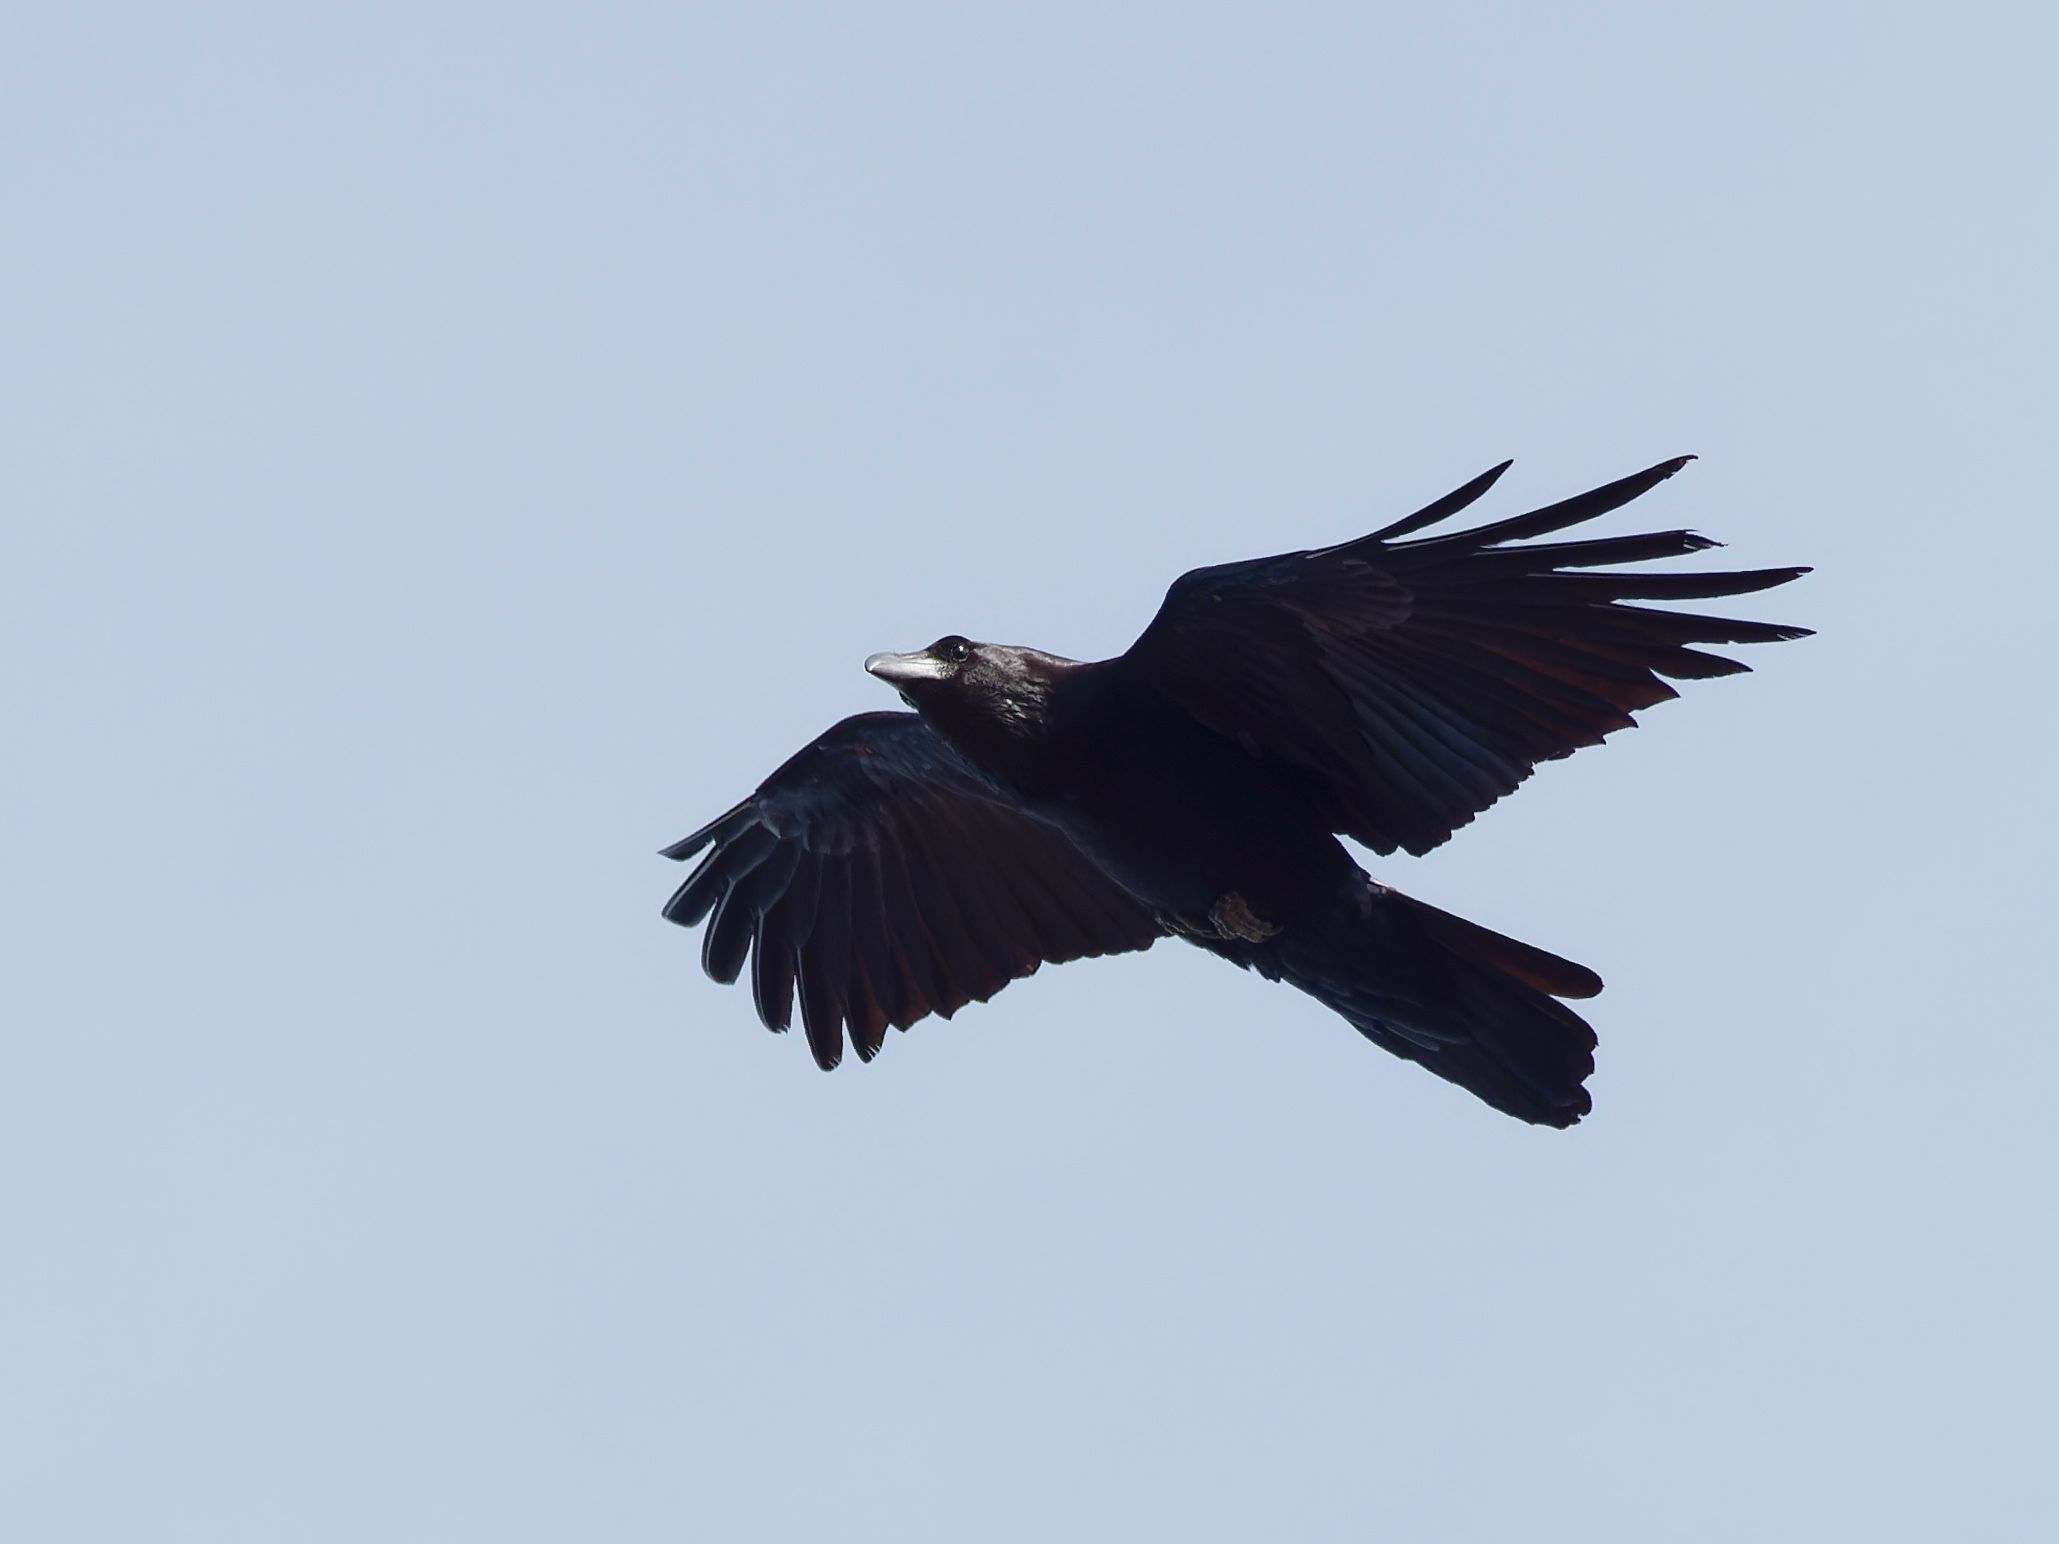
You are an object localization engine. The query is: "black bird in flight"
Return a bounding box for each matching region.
[663,458,1807,1126]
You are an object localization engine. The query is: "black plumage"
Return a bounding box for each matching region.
[662,457,1808,1125]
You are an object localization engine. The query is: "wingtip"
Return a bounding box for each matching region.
[1369,458,1519,542]
[659,797,755,862]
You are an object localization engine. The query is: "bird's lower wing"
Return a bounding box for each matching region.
[663,712,1164,1068]
[1107,457,1811,856]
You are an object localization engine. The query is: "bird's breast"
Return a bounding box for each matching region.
[1028,720,1356,924]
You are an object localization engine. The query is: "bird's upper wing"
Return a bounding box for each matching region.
[662,711,1164,1068]
[1108,458,1810,856]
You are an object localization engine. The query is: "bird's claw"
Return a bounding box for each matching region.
[1209,892,1279,942]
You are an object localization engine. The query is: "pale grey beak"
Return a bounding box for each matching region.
[864,651,951,686]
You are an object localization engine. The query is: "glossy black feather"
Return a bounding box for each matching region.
[663,458,1808,1126]
[1116,456,1810,855]
[662,713,1164,1067]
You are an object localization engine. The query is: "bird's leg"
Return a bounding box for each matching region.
[1209,891,1279,942]
[1354,875,1392,921]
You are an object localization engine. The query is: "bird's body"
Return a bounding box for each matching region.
[961,658,1355,928]
[664,457,1808,1126]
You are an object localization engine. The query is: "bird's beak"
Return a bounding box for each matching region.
[864,651,950,686]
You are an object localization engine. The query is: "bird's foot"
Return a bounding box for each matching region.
[1354,875,1392,920]
[1209,892,1279,942]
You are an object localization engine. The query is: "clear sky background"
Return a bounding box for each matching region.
[6,3,2054,1539]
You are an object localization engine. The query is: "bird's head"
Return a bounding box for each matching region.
[864,635,1075,751]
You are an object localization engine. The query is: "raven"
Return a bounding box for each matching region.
[663,457,1807,1126]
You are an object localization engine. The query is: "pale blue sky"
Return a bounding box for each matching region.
[5,3,2054,1539]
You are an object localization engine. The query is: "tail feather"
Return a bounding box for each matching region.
[1403,893,1603,1000]
[1209,883,1600,1127]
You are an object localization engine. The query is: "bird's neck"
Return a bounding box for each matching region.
[924,667,1088,803]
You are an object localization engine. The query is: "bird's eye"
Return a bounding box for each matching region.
[934,636,973,664]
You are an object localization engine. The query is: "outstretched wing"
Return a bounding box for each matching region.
[662,711,1164,1068]
[1110,457,1811,856]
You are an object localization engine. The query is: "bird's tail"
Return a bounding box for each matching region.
[1215,884,1603,1127]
